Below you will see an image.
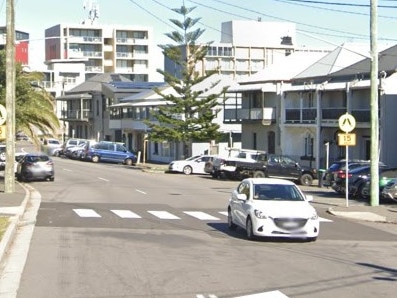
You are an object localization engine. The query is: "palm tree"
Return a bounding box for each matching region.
[0,50,60,145]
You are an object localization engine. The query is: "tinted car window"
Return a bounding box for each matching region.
[116,144,126,152]
[26,155,50,162]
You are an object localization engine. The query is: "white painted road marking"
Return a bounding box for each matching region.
[73,209,101,218]
[111,210,142,218]
[184,211,220,220]
[135,189,147,194]
[148,211,180,219]
[71,209,333,223]
[97,177,109,182]
[237,290,289,297]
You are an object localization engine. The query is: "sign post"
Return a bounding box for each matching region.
[338,113,356,207]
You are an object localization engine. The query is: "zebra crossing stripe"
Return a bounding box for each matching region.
[148,211,180,219]
[111,210,141,218]
[184,211,220,220]
[218,211,228,217]
[73,209,101,218]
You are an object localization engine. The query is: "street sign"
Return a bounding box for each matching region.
[0,125,6,140]
[338,113,356,133]
[0,104,6,126]
[338,133,356,146]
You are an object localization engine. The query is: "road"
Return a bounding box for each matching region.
[7,156,397,298]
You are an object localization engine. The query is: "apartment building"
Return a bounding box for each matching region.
[44,23,155,82]
[0,27,29,65]
[166,20,330,80]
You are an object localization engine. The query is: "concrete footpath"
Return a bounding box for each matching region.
[1,164,397,267]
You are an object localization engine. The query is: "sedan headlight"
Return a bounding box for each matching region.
[254,209,268,219]
[310,213,319,220]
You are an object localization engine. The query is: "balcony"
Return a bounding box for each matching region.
[285,108,316,124]
[224,107,276,124]
[60,109,93,121]
[285,107,370,125]
[322,108,370,125]
[85,66,103,72]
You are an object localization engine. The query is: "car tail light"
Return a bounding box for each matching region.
[337,171,352,179]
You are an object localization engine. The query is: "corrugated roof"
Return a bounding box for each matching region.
[293,43,371,81]
[66,73,132,94]
[237,51,328,84]
[328,43,397,79]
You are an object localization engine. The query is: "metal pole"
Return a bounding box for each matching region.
[4,0,15,193]
[370,0,379,206]
[345,145,349,207]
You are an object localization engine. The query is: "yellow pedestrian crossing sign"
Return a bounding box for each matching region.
[0,104,6,126]
[338,113,356,133]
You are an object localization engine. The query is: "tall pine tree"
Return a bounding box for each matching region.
[145,5,228,158]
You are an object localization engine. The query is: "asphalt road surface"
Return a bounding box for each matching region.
[8,156,397,298]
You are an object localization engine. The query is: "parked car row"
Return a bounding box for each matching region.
[324,159,397,203]
[167,149,318,186]
[58,139,138,166]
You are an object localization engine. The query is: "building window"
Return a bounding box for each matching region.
[267,131,275,154]
[304,133,314,157]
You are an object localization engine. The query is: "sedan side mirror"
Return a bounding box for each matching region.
[306,195,314,202]
[236,193,247,201]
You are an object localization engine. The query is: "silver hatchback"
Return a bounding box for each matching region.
[16,153,55,182]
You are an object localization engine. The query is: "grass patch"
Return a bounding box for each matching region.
[0,216,10,240]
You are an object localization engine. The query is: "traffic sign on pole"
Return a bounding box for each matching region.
[338,113,356,133]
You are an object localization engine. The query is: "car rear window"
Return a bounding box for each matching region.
[26,155,50,162]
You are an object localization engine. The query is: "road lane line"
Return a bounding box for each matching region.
[135,189,147,194]
[148,211,180,219]
[98,177,109,182]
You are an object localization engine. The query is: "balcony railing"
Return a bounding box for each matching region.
[224,107,276,123]
[285,108,316,124]
[285,107,371,124]
[61,109,92,121]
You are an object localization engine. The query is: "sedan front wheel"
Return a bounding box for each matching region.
[246,217,255,240]
[227,209,237,230]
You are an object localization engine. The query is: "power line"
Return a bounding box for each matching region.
[273,0,397,19]
[188,0,370,39]
[278,0,397,8]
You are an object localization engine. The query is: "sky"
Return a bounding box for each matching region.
[2,0,397,71]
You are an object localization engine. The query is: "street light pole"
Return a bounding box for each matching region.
[4,0,16,193]
[370,0,379,206]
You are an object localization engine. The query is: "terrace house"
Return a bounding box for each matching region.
[227,43,397,170]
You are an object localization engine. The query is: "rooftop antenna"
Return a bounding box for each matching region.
[82,0,99,25]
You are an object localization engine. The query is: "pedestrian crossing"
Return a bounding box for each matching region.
[72,208,333,222]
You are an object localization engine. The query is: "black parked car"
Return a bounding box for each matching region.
[323,160,371,188]
[352,168,397,200]
[332,164,390,196]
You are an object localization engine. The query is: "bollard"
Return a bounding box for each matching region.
[318,169,326,187]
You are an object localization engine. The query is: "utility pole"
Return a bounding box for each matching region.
[4,0,16,193]
[370,0,379,206]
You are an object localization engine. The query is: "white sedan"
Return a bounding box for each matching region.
[227,178,319,241]
[168,155,216,175]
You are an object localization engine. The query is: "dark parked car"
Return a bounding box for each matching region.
[323,160,372,188]
[352,168,397,200]
[85,141,137,165]
[332,164,389,196]
[381,178,397,203]
[16,153,55,182]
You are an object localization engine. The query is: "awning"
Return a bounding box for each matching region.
[56,93,92,101]
[228,83,277,93]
